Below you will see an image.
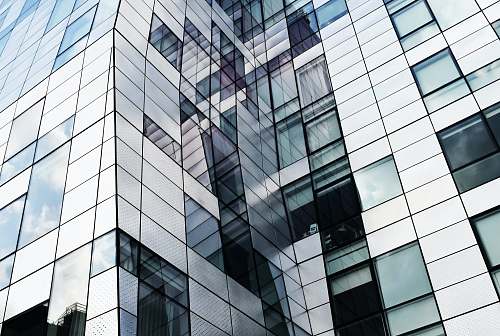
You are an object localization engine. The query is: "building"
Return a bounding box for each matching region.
[0,0,499,335]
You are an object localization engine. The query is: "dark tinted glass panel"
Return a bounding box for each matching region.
[453,152,500,192]
[438,114,497,170]
[321,216,364,251]
[485,103,500,144]
[336,314,386,336]
[316,177,361,230]
[331,265,382,326]
[283,178,317,240]
[2,302,49,336]
[138,283,189,336]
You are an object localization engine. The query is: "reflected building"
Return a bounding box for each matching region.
[0,0,499,335]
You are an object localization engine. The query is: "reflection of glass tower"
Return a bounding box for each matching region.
[0,0,500,335]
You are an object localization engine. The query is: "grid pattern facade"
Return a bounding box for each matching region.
[0,0,499,335]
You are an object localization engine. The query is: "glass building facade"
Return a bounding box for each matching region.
[0,0,499,335]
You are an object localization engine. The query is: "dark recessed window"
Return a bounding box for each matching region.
[438,103,500,192]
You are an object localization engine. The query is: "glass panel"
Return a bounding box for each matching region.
[0,197,25,259]
[407,324,445,336]
[18,143,70,248]
[138,283,189,336]
[118,232,139,275]
[392,0,433,37]
[59,5,96,53]
[423,78,470,113]
[0,254,14,289]
[494,20,500,37]
[438,114,497,170]
[139,248,188,306]
[316,0,348,28]
[337,315,386,336]
[413,49,460,95]
[276,113,307,168]
[331,265,382,326]
[453,152,500,192]
[4,100,43,160]
[375,243,432,308]
[0,143,35,184]
[472,209,500,267]
[492,269,500,293]
[401,21,440,51]
[386,295,440,335]
[149,14,182,70]
[143,115,181,164]
[296,56,332,107]
[47,244,90,334]
[309,140,345,171]
[325,239,369,275]
[46,0,77,32]
[466,59,500,91]
[306,110,341,152]
[484,103,500,144]
[354,156,402,210]
[35,116,74,162]
[427,0,479,30]
[91,231,116,276]
[270,61,298,110]
[283,178,317,241]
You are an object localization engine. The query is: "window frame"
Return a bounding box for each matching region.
[389,0,435,40]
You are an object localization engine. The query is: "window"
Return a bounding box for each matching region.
[46,245,90,332]
[438,104,500,192]
[0,143,35,184]
[305,110,341,152]
[413,49,460,95]
[1,302,49,336]
[427,0,479,30]
[46,0,76,32]
[296,56,333,107]
[4,99,43,160]
[316,0,347,29]
[287,2,321,56]
[412,48,469,112]
[18,144,70,248]
[0,197,25,260]
[91,231,116,276]
[391,0,432,37]
[375,243,432,308]
[472,209,500,292]
[0,254,14,289]
[54,5,96,70]
[276,113,307,168]
[354,156,402,210]
[149,14,182,70]
[466,58,500,91]
[270,56,299,119]
[283,177,317,240]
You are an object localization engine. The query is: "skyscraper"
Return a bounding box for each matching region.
[0,0,499,335]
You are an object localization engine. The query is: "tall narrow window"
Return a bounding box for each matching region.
[296,56,332,107]
[276,113,307,168]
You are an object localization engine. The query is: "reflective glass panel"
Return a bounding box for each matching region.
[59,5,96,53]
[472,209,500,267]
[276,113,307,168]
[316,0,348,28]
[386,295,440,335]
[485,103,500,144]
[306,110,341,152]
[427,0,479,29]
[0,143,35,184]
[438,114,497,170]
[354,156,402,210]
[0,197,25,259]
[413,49,460,95]
[46,0,76,32]
[283,178,317,241]
[47,244,90,332]
[296,56,332,107]
[18,143,70,247]
[35,116,74,162]
[91,231,116,276]
[392,0,433,37]
[4,100,43,160]
[0,254,14,289]
[375,243,431,308]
